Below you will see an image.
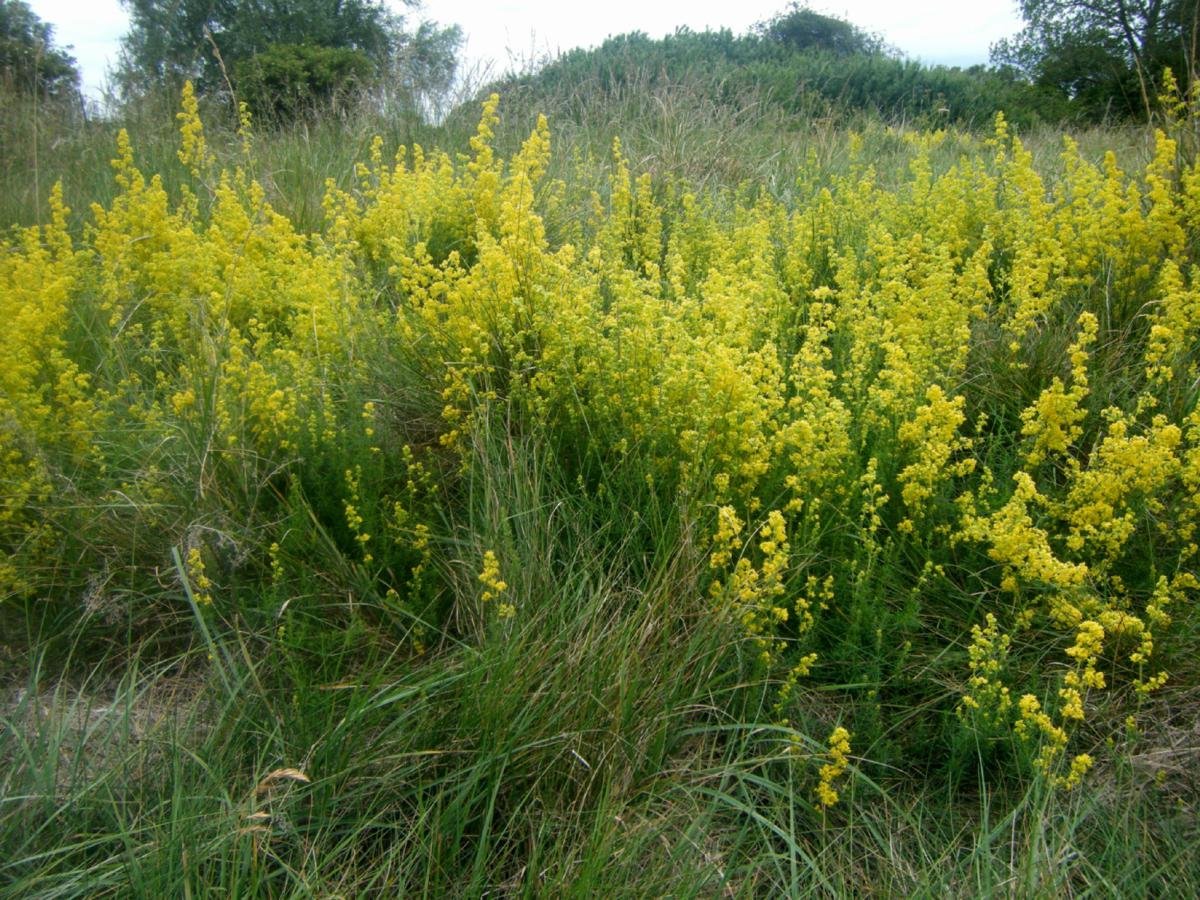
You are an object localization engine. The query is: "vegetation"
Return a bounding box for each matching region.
[114,0,460,123]
[491,4,1200,130]
[233,43,375,121]
[118,0,398,90]
[3,3,1200,896]
[0,0,79,98]
[489,15,1068,130]
[757,4,884,56]
[994,0,1200,120]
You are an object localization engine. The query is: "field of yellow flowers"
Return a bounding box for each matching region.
[2,85,1199,894]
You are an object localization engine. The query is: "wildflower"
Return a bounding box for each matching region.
[959,613,1012,724]
[815,726,852,809]
[479,550,508,604]
[186,547,213,606]
[1057,753,1094,789]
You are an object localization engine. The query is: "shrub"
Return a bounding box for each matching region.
[234,43,375,122]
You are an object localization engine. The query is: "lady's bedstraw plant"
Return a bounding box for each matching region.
[479,550,514,620]
[815,726,853,809]
[3,85,1199,809]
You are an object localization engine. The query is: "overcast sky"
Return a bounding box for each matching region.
[29,0,1026,100]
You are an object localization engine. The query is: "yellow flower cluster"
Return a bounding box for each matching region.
[1062,413,1180,563]
[710,509,795,670]
[343,466,372,564]
[185,546,214,607]
[897,384,974,533]
[960,472,1089,598]
[1020,313,1095,468]
[0,184,96,595]
[176,81,214,180]
[478,550,513,619]
[959,613,1012,725]
[815,726,852,809]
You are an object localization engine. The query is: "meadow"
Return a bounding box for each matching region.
[2,74,1200,895]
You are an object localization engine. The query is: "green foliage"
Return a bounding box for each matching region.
[114,0,461,121]
[758,2,884,56]
[494,25,1065,129]
[234,43,374,122]
[384,19,464,120]
[0,0,78,98]
[993,0,1200,120]
[117,0,401,94]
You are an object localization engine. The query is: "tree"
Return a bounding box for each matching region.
[115,0,460,115]
[117,0,401,92]
[387,19,462,117]
[0,0,80,98]
[993,0,1200,120]
[756,4,885,57]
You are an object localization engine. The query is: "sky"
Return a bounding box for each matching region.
[28,0,1026,101]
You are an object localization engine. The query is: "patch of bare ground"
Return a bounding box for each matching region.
[1,665,209,798]
[1126,683,1200,811]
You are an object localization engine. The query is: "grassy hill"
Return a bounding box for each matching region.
[480,15,1070,132]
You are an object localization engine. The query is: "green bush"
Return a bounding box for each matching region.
[234,43,374,122]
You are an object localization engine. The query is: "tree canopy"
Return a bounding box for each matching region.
[993,0,1199,119]
[118,0,403,91]
[0,0,80,98]
[115,0,460,119]
[756,4,885,56]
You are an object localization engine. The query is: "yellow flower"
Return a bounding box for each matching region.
[815,726,852,809]
[479,550,508,604]
[186,547,213,606]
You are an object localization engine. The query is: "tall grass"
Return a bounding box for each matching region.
[7,433,1195,895]
[488,29,1073,130]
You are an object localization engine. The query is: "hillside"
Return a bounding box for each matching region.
[479,13,1069,132]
